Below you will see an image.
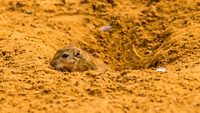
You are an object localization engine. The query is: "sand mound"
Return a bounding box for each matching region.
[0,0,200,112]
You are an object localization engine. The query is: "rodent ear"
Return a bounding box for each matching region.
[74,49,81,58]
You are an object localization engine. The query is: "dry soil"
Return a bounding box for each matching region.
[0,0,200,113]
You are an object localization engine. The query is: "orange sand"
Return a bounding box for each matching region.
[0,0,200,113]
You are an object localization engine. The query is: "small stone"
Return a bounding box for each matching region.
[156,67,167,73]
[100,25,112,31]
[24,9,33,14]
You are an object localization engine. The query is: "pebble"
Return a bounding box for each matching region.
[100,25,112,31]
[24,9,33,14]
[156,67,167,73]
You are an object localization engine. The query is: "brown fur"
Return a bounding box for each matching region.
[50,45,108,72]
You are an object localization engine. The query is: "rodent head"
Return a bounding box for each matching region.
[50,46,83,72]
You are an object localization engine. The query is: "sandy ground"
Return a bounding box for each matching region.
[0,0,200,113]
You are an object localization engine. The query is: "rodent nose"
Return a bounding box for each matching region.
[50,60,56,67]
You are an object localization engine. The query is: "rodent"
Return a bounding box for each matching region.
[50,45,108,72]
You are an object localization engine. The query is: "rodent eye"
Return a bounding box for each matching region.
[62,53,69,58]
